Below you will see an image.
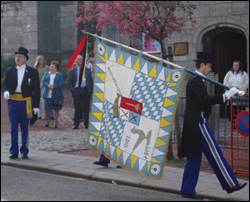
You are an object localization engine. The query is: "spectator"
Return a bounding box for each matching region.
[2,47,40,159]
[34,55,50,119]
[223,61,249,92]
[86,53,94,77]
[42,61,64,128]
[68,55,93,129]
[223,61,249,120]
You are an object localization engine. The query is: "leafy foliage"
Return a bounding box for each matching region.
[74,1,196,57]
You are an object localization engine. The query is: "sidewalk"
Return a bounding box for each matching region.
[1,129,249,201]
[1,93,249,201]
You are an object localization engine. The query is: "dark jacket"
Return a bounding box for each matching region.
[2,65,40,108]
[178,75,224,158]
[68,67,93,96]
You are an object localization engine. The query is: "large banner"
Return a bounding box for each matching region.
[88,37,186,179]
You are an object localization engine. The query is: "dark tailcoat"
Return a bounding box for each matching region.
[178,75,224,158]
[2,65,40,108]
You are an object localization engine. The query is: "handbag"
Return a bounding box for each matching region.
[52,90,64,106]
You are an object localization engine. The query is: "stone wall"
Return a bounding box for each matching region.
[167,1,249,73]
[1,1,77,67]
[1,1,38,66]
[1,1,249,74]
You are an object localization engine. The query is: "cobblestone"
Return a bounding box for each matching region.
[1,129,88,152]
[1,90,89,152]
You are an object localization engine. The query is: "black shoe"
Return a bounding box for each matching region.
[22,154,28,159]
[72,125,78,129]
[54,125,58,129]
[43,123,49,127]
[93,161,108,167]
[181,194,203,200]
[116,165,122,169]
[226,182,247,194]
[9,154,18,159]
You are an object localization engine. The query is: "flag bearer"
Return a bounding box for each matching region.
[2,47,40,159]
[178,52,247,199]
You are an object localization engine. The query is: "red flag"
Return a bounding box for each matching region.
[120,97,143,115]
[67,35,87,71]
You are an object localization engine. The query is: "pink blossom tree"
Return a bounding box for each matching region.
[74,1,196,59]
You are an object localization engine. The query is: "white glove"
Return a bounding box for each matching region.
[225,87,240,99]
[33,108,40,115]
[3,91,10,100]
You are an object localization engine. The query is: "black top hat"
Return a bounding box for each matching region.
[15,47,29,61]
[194,52,213,64]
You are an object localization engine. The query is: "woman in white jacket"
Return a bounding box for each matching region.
[223,61,249,92]
[223,61,249,120]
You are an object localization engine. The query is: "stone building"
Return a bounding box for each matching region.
[1,1,249,87]
[1,1,77,66]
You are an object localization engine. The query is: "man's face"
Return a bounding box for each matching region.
[75,56,83,67]
[200,62,212,76]
[15,54,27,66]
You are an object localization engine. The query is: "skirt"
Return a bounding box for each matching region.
[44,98,62,110]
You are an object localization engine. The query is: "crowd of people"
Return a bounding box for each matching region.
[1,47,248,197]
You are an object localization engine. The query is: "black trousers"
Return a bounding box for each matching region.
[73,88,90,128]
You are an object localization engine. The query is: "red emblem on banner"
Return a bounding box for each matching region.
[120,97,143,115]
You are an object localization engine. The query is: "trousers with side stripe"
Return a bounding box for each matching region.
[181,113,239,195]
[8,99,30,156]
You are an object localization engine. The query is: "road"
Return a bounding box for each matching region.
[1,166,204,201]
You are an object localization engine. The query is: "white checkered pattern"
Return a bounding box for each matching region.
[130,72,167,121]
[100,100,125,147]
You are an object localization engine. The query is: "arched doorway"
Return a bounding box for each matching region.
[202,27,247,116]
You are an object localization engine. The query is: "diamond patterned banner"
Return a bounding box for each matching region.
[88,37,186,179]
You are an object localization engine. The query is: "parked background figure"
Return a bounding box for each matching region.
[2,47,40,159]
[223,61,249,92]
[34,55,50,120]
[223,61,249,120]
[86,53,93,78]
[42,61,64,128]
[68,55,93,129]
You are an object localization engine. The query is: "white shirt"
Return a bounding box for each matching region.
[74,66,86,88]
[223,71,249,92]
[15,64,26,93]
[48,72,56,98]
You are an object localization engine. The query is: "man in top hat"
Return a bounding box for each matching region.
[2,47,40,159]
[178,52,247,199]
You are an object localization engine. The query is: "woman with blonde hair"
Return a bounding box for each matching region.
[34,55,50,119]
[34,55,50,81]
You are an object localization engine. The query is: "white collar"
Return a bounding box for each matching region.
[49,71,57,75]
[16,64,26,70]
[195,70,206,77]
[195,70,206,82]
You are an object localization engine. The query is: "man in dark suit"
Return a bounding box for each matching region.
[2,47,40,159]
[68,55,93,129]
[178,52,247,199]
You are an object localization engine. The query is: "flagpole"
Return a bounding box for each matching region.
[82,30,246,95]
